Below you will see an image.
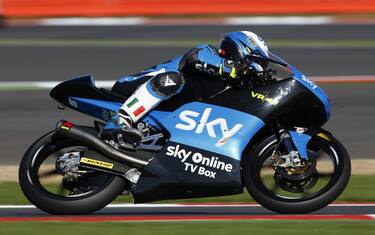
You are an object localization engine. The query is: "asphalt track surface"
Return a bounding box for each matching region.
[0,204,375,221]
[0,24,375,79]
[0,25,374,165]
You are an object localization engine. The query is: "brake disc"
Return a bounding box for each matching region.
[274,161,319,193]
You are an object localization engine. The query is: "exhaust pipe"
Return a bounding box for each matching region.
[56,120,148,168]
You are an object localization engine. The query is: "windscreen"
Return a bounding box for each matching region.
[266,52,295,80]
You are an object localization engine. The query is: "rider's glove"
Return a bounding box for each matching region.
[230,61,250,79]
[220,60,250,80]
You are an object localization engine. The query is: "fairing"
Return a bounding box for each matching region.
[150,102,265,161]
[265,51,330,119]
[133,142,243,203]
[289,65,331,119]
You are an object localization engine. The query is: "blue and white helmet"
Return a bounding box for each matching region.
[219,31,269,61]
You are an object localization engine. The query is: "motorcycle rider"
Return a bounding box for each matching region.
[107,31,269,143]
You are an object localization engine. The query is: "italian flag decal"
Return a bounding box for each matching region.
[126,97,145,117]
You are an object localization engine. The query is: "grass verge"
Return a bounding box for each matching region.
[1,175,374,205]
[1,221,375,234]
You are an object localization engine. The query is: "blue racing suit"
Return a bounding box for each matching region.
[115,44,245,125]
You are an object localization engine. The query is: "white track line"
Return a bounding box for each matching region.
[0,205,35,209]
[8,16,375,27]
[37,16,333,26]
[1,203,375,210]
[311,75,375,82]
[0,80,115,89]
[226,16,333,25]
[40,17,146,26]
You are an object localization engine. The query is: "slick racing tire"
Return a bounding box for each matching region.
[19,127,127,215]
[243,131,351,214]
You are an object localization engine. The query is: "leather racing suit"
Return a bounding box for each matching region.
[114,44,248,130]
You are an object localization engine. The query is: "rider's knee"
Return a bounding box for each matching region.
[149,72,184,97]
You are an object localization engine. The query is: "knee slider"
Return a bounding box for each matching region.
[150,72,184,97]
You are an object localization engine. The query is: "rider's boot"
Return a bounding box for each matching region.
[101,110,143,145]
[117,110,144,144]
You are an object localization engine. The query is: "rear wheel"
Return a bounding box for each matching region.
[19,128,127,215]
[243,131,351,213]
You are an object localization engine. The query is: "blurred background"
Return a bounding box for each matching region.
[0,0,374,179]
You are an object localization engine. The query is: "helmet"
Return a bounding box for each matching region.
[219,31,269,61]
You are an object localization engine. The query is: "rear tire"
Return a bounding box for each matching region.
[19,128,127,215]
[243,132,351,213]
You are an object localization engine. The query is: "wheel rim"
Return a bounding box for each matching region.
[28,140,115,200]
[253,137,343,202]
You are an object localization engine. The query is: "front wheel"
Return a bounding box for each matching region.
[19,128,127,215]
[243,131,351,213]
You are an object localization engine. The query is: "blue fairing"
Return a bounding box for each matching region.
[289,131,312,160]
[69,97,264,161]
[154,102,265,160]
[141,110,171,130]
[69,97,122,121]
[290,66,331,119]
[286,66,331,160]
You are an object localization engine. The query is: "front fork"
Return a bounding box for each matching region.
[273,125,313,167]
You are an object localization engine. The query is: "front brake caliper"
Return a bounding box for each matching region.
[273,150,302,168]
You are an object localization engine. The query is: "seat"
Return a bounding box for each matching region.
[50,75,127,105]
[111,76,151,97]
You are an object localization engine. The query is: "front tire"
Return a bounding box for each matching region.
[243,131,351,213]
[19,128,127,215]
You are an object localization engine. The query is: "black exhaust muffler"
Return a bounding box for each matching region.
[56,120,148,168]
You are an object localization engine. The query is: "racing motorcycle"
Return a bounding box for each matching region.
[19,52,350,215]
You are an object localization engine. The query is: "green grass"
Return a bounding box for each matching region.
[1,175,375,205]
[1,221,375,235]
